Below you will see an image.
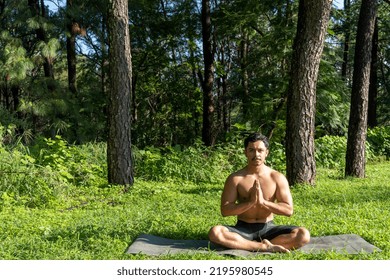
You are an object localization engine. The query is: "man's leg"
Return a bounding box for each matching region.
[208,225,289,252]
[268,227,310,250]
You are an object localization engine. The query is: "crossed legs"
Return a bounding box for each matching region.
[208,225,310,253]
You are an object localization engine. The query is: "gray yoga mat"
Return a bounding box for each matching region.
[126,233,381,257]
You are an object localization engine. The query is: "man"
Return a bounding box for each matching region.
[208,133,310,253]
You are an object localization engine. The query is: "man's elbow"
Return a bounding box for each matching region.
[220,208,230,217]
[286,208,293,217]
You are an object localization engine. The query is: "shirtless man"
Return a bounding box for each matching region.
[208,133,310,253]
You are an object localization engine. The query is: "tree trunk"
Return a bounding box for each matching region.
[28,0,54,79]
[66,0,77,94]
[286,0,332,186]
[345,0,377,178]
[201,0,215,146]
[240,29,250,119]
[107,0,134,188]
[367,18,378,128]
[341,0,351,80]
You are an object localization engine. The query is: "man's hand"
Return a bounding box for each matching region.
[250,179,265,207]
[255,179,265,205]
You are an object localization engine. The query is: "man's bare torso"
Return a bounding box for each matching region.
[233,166,278,223]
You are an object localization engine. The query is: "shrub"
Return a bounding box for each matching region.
[0,147,56,208]
[367,126,390,159]
[267,142,286,172]
[29,136,106,187]
[133,143,241,184]
[0,136,108,208]
[315,135,347,168]
[133,140,289,183]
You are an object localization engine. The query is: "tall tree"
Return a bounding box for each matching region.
[345,0,377,178]
[341,0,351,80]
[367,17,378,128]
[107,0,134,188]
[201,0,215,146]
[240,29,250,120]
[286,0,332,186]
[28,0,54,79]
[66,0,78,94]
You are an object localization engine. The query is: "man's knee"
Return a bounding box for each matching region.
[208,225,224,243]
[294,227,310,247]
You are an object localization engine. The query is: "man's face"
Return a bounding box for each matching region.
[244,140,269,166]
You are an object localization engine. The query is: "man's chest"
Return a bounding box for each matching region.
[237,179,276,200]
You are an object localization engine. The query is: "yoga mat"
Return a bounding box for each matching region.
[126,233,381,258]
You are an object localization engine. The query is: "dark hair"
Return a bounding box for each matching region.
[244,133,270,149]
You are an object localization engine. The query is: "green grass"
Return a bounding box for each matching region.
[0,161,389,260]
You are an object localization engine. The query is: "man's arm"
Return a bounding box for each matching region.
[220,175,256,217]
[258,173,293,217]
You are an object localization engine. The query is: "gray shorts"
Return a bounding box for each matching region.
[225,220,298,241]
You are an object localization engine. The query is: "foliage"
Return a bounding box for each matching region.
[1,0,390,261]
[1,0,389,148]
[315,48,350,137]
[0,134,107,208]
[0,160,389,260]
[314,132,384,169]
[0,146,54,208]
[266,141,286,173]
[133,141,245,184]
[1,129,390,259]
[134,138,288,183]
[367,126,390,159]
[315,135,347,169]
[28,136,106,187]
[1,126,389,209]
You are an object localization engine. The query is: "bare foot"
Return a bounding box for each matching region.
[260,239,290,253]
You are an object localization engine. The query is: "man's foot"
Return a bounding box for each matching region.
[260,239,290,253]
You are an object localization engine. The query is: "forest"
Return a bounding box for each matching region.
[1,0,390,186]
[0,0,390,261]
[0,0,388,144]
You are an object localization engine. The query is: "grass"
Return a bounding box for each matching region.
[0,160,389,260]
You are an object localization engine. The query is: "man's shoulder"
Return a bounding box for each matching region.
[226,168,247,182]
[229,168,248,177]
[269,169,289,186]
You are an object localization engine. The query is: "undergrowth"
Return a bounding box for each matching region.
[0,127,389,260]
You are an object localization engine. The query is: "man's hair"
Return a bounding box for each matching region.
[244,133,270,149]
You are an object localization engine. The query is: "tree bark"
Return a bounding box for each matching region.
[66,0,77,94]
[107,0,134,188]
[341,0,351,80]
[345,0,377,178]
[286,0,332,186]
[28,0,54,79]
[240,29,250,119]
[367,18,378,128]
[201,0,215,146]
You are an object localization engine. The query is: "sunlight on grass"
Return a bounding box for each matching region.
[0,159,389,260]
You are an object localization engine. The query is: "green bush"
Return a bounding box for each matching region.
[0,135,108,208]
[29,136,107,187]
[267,142,286,172]
[133,142,246,184]
[133,139,289,183]
[1,127,389,209]
[315,135,347,168]
[315,128,389,169]
[134,130,389,183]
[0,147,56,208]
[367,126,390,159]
